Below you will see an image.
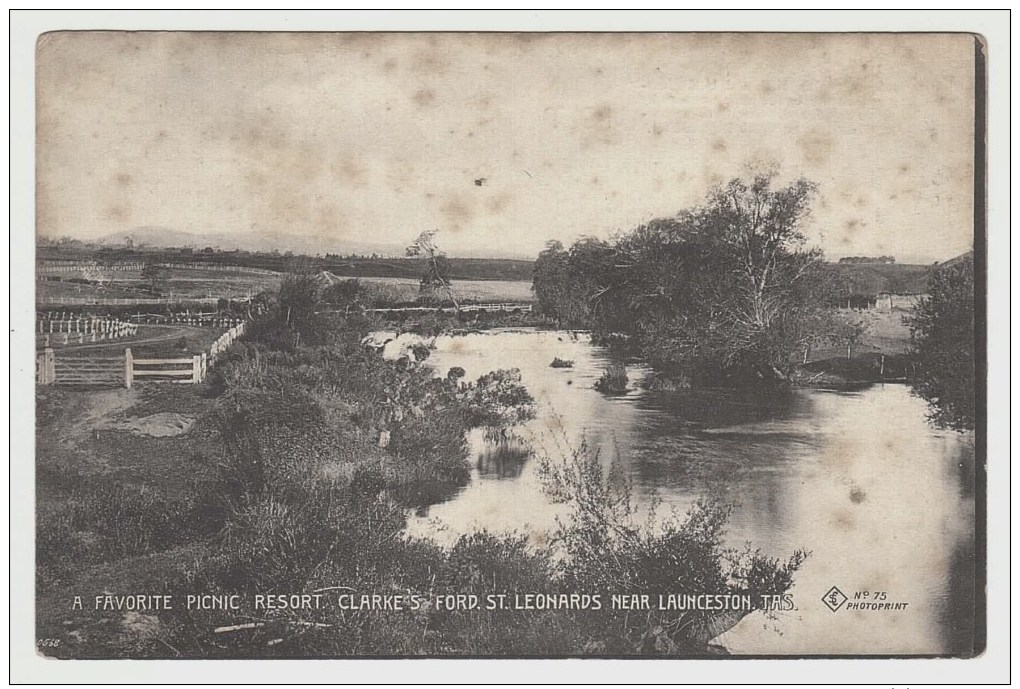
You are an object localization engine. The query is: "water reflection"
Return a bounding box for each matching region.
[402,328,976,656]
[476,430,531,480]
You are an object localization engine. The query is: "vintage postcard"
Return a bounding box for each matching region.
[14,14,1004,683]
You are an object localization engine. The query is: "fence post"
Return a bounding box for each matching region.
[192,355,201,384]
[124,348,133,389]
[45,348,55,384]
[201,352,208,382]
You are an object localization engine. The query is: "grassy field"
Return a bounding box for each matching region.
[356,277,535,304]
[46,325,228,360]
[35,384,226,651]
[37,267,532,305]
[806,307,913,361]
[795,307,915,387]
[37,265,282,302]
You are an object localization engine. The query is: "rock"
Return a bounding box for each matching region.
[117,412,195,437]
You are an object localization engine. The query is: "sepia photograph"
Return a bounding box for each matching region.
[12,10,1007,684]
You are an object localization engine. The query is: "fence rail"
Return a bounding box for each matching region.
[37,262,279,275]
[154,262,280,275]
[366,302,533,314]
[37,262,146,273]
[50,356,124,386]
[37,318,138,347]
[38,296,251,306]
[40,310,247,328]
[128,350,206,385]
[208,321,246,363]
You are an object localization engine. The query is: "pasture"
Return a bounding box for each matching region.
[37,264,281,302]
[355,276,535,304]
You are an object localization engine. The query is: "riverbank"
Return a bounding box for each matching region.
[37,298,806,658]
[790,352,912,390]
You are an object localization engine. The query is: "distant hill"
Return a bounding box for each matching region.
[938,251,974,269]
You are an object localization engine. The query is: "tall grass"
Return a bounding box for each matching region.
[594,363,628,393]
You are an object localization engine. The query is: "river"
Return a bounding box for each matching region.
[398,328,977,656]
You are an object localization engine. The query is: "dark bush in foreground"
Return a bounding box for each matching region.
[907,254,976,431]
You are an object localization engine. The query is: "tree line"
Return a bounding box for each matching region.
[532,172,976,430]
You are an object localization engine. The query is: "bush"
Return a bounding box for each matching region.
[459,369,537,430]
[37,481,224,585]
[594,363,628,394]
[550,357,574,368]
[907,254,976,430]
[536,435,808,654]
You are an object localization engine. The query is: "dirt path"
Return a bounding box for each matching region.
[69,388,140,433]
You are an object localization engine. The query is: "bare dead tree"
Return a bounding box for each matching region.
[406,230,459,312]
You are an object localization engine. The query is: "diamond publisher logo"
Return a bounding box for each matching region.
[822,586,848,612]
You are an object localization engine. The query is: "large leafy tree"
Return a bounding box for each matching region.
[907,254,976,430]
[532,172,830,381]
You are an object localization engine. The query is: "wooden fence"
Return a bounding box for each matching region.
[40,310,246,328]
[35,349,125,387]
[39,296,250,306]
[365,302,533,314]
[37,318,138,347]
[208,321,246,363]
[38,261,279,275]
[36,321,247,388]
[127,349,207,386]
[155,262,280,275]
[38,262,146,273]
[125,314,245,327]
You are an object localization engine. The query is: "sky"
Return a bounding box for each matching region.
[36,32,977,262]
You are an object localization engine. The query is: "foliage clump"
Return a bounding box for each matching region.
[535,436,808,653]
[907,254,976,430]
[533,172,836,384]
[593,363,628,394]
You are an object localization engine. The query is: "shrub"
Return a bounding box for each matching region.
[907,254,976,430]
[37,481,224,585]
[536,435,808,654]
[594,363,628,394]
[459,369,537,430]
[550,357,574,368]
